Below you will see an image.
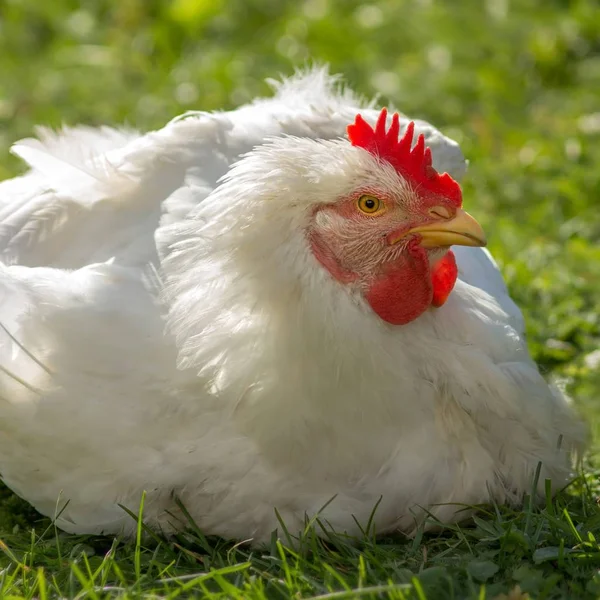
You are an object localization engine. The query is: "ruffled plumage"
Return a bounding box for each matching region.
[0,67,585,544]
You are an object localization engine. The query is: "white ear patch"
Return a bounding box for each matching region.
[314,209,345,231]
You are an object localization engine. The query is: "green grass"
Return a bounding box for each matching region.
[0,0,599,597]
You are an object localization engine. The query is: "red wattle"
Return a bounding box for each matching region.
[365,247,458,325]
[311,230,459,325]
[365,241,433,325]
[431,251,458,307]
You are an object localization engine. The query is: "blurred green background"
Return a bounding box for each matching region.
[1,0,598,428]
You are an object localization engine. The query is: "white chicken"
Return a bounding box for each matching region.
[0,68,585,544]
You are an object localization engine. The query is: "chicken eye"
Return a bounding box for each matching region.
[357,195,383,214]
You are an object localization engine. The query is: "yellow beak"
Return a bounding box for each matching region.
[391,208,487,248]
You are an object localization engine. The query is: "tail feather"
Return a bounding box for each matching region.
[11,125,139,204]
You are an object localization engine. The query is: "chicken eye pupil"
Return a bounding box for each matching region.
[357,195,381,214]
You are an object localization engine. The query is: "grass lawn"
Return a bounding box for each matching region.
[0,0,599,597]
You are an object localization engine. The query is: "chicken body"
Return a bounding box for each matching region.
[0,69,585,543]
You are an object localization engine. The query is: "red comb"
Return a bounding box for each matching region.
[347,108,462,207]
